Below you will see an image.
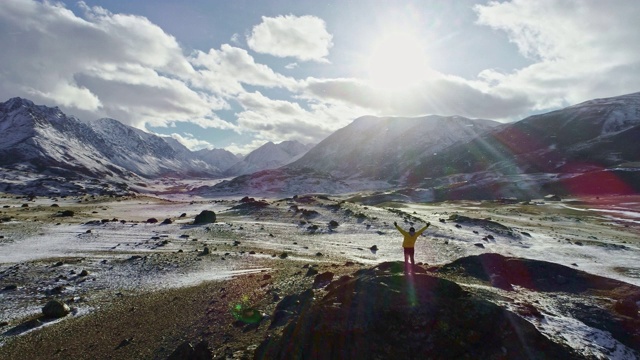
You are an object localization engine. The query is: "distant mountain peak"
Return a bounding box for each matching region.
[224,140,312,176]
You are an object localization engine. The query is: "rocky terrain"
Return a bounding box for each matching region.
[0,191,639,359]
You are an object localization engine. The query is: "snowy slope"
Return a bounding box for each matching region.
[0,98,222,179]
[287,115,499,180]
[87,117,221,177]
[194,148,240,172]
[0,98,132,178]
[224,140,312,176]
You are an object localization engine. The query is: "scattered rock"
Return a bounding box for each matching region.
[256,262,577,359]
[312,272,334,289]
[305,267,319,277]
[116,337,134,349]
[60,210,74,217]
[146,218,158,224]
[328,220,339,228]
[544,194,562,201]
[42,300,70,318]
[161,218,173,225]
[167,340,213,360]
[474,243,485,248]
[79,270,89,277]
[193,210,216,225]
[614,298,639,318]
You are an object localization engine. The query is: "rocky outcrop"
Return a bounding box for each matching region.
[256,261,580,359]
[193,210,216,225]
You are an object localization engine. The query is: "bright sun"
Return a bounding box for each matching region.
[365,31,430,90]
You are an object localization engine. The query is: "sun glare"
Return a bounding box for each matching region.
[365,31,430,90]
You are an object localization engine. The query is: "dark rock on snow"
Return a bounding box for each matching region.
[42,300,70,318]
[257,261,581,359]
[193,210,216,224]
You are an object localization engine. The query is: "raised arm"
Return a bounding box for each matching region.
[393,221,408,236]
[415,222,431,236]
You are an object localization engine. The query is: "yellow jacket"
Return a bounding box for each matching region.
[395,223,429,248]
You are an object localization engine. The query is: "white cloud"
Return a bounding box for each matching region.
[189,44,298,96]
[0,0,229,129]
[224,139,269,156]
[300,76,532,120]
[474,0,640,108]
[235,91,356,145]
[247,15,333,62]
[168,133,213,151]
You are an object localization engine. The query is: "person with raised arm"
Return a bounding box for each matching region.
[393,221,430,274]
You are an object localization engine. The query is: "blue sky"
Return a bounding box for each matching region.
[1,0,639,154]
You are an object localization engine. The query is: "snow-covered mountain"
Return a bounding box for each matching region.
[198,92,640,197]
[286,115,499,181]
[223,140,312,176]
[194,148,240,173]
[197,115,498,196]
[410,92,640,180]
[0,97,221,179]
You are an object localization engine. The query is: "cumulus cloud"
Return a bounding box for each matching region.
[300,76,532,120]
[224,139,271,157]
[168,133,214,151]
[474,0,640,108]
[189,44,298,96]
[0,0,229,129]
[234,91,357,145]
[247,15,333,62]
[2,0,638,155]
[297,0,640,121]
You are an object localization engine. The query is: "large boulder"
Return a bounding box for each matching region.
[42,300,70,318]
[193,210,216,225]
[256,261,579,360]
[167,340,212,360]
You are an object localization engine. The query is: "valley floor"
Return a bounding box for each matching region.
[0,191,639,359]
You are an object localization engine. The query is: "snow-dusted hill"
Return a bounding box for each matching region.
[197,92,640,197]
[287,115,499,180]
[223,140,312,176]
[0,98,225,180]
[194,148,240,172]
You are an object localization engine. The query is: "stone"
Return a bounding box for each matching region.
[305,267,319,277]
[312,272,334,289]
[193,210,216,224]
[60,210,74,217]
[167,340,213,360]
[614,298,639,318]
[42,300,70,318]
